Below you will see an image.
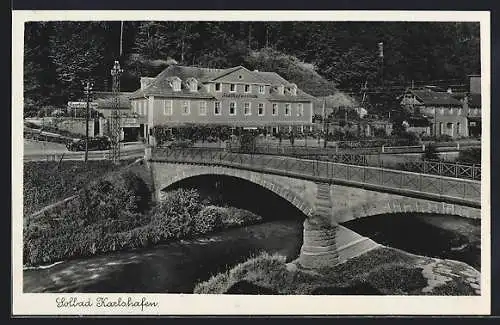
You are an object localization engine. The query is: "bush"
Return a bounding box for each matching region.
[423,143,439,161]
[194,206,224,234]
[149,188,203,239]
[78,171,151,224]
[457,148,481,165]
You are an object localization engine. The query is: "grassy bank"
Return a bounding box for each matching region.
[23,160,136,216]
[194,247,480,295]
[23,171,262,266]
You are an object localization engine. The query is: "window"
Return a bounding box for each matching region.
[244,102,251,116]
[278,85,285,95]
[272,103,278,116]
[172,80,181,91]
[439,108,444,115]
[258,103,265,116]
[244,84,251,93]
[230,84,236,92]
[229,102,237,115]
[199,101,207,116]
[163,100,172,116]
[297,103,304,116]
[458,108,462,115]
[182,101,190,115]
[214,102,221,115]
[285,103,291,116]
[449,107,454,114]
[215,83,221,92]
[259,85,265,94]
[189,82,197,92]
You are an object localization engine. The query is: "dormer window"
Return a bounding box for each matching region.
[289,84,297,96]
[277,85,285,95]
[169,77,182,92]
[186,78,198,92]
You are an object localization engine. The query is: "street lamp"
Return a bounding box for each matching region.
[83,79,94,162]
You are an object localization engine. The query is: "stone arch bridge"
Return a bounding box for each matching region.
[148,148,481,269]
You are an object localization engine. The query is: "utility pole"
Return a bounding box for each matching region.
[110,60,123,164]
[322,99,327,148]
[83,79,94,163]
[378,42,384,87]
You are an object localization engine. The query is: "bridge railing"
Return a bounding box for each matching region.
[226,143,481,181]
[151,148,481,207]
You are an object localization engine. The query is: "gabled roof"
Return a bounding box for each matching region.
[93,92,133,109]
[130,64,315,101]
[406,89,462,107]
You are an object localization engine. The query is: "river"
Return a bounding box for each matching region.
[23,220,303,293]
[23,213,480,293]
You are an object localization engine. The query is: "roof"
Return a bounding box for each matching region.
[407,89,463,107]
[93,92,133,109]
[407,117,431,127]
[129,64,315,101]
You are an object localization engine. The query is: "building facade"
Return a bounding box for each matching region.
[400,88,480,139]
[129,65,315,145]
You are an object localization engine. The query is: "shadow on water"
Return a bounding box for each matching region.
[342,213,481,270]
[24,175,308,293]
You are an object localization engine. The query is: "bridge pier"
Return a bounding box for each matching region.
[298,218,380,269]
[297,182,380,269]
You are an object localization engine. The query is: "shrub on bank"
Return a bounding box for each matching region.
[193,247,474,295]
[24,186,264,266]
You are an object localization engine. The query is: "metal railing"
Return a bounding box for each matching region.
[151,148,481,208]
[225,143,481,180]
[23,148,144,162]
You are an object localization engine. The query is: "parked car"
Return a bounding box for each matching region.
[66,136,111,151]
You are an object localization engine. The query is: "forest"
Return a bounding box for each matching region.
[24,21,480,115]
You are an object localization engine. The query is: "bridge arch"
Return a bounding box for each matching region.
[156,166,315,218]
[333,197,480,224]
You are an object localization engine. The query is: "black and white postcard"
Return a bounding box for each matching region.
[11,10,491,316]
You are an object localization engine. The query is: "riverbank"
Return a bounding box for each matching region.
[23,179,262,267]
[194,246,480,295]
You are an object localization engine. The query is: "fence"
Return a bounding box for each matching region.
[151,148,481,207]
[23,148,144,162]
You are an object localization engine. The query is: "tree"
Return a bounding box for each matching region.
[423,143,439,161]
[48,22,108,102]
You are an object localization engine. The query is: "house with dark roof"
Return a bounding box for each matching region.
[129,64,316,145]
[400,87,477,138]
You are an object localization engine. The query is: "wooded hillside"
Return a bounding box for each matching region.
[24,21,480,114]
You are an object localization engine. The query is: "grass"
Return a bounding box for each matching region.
[23,159,136,216]
[194,247,477,296]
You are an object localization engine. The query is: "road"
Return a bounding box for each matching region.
[23,139,146,157]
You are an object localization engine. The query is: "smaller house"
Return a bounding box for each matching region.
[400,88,467,139]
[92,91,146,142]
